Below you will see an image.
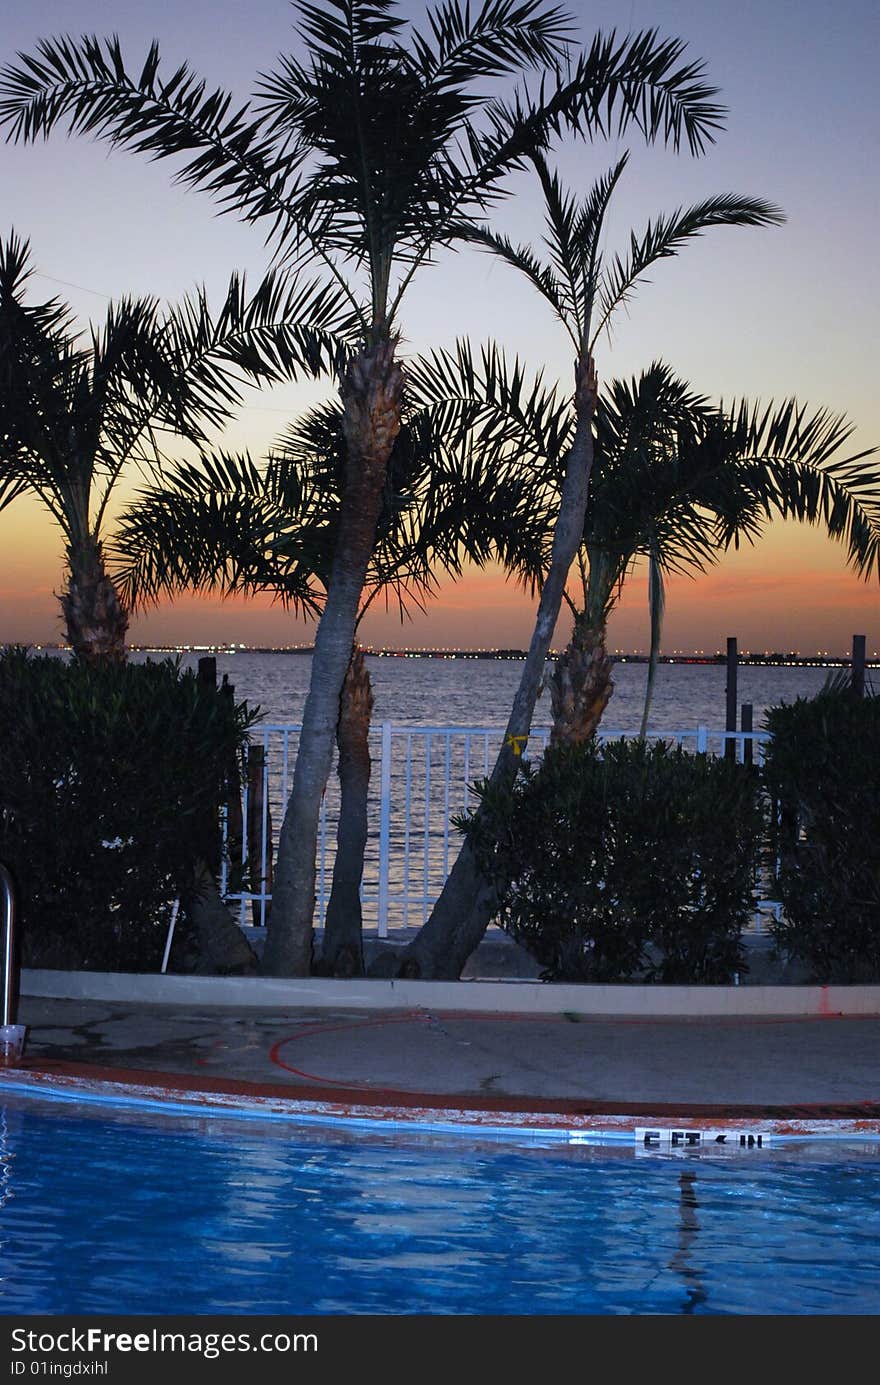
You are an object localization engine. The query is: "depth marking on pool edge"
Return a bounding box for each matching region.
[5,1072,880,1146]
[635,1127,773,1149]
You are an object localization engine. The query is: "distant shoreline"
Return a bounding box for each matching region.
[22,643,879,669]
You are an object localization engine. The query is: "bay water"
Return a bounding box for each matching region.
[129,648,862,735]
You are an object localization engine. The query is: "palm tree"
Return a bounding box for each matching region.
[547,364,880,744]
[111,395,536,974]
[0,233,354,977]
[0,0,727,974]
[396,156,782,977]
[397,351,878,977]
[0,232,352,659]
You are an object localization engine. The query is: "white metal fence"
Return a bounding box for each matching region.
[219,722,774,936]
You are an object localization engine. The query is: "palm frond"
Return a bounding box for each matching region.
[470,27,724,180]
[0,259,164,526]
[578,28,725,155]
[111,450,327,615]
[411,1,574,89]
[452,221,572,339]
[758,458,880,581]
[1,235,357,580]
[388,26,726,315]
[296,0,407,56]
[592,194,784,345]
[272,400,346,473]
[0,475,27,513]
[0,231,75,340]
[0,36,292,215]
[535,150,630,343]
[578,365,746,619]
[157,265,356,440]
[0,34,368,319]
[406,338,573,472]
[717,396,880,579]
[113,366,548,628]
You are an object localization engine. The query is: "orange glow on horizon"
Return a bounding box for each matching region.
[2,511,876,655]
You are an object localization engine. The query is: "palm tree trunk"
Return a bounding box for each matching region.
[401,358,598,979]
[61,536,129,663]
[638,549,665,739]
[262,341,403,977]
[183,862,260,975]
[549,614,615,746]
[320,645,374,977]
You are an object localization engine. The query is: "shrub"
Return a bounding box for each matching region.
[763,684,880,982]
[0,648,257,970]
[462,738,764,983]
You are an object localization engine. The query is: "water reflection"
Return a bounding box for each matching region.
[0,1110,10,1207]
[0,1108,17,1297]
[668,1170,708,1314]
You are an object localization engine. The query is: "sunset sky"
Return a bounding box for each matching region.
[1,0,877,655]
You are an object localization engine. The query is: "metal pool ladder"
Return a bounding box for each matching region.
[0,862,26,1065]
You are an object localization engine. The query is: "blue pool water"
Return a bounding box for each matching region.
[1,1098,879,1315]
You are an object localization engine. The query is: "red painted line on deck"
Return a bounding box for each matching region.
[269,1011,432,1088]
[267,1011,880,1101]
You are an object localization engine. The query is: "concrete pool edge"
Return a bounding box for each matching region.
[3,1064,880,1148]
[20,969,880,1017]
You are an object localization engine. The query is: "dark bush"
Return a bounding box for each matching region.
[763,684,880,982]
[0,648,257,970]
[462,738,764,983]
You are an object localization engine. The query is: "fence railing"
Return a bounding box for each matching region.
[219,722,774,937]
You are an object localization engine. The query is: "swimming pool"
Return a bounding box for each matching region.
[1,1094,878,1315]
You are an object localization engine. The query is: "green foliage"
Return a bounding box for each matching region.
[0,649,258,970]
[461,738,763,982]
[763,684,880,981]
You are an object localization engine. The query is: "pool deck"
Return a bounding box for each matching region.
[4,989,880,1142]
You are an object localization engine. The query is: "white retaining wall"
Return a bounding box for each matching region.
[20,969,880,1017]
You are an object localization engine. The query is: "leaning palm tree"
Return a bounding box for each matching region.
[112,395,537,973]
[397,155,782,977]
[0,232,352,659]
[0,0,728,974]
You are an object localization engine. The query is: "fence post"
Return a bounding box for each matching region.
[741,703,753,766]
[725,638,738,760]
[852,634,866,698]
[377,722,393,939]
[696,725,708,754]
[195,654,239,882]
[220,672,243,872]
[197,656,216,688]
[247,744,272,928]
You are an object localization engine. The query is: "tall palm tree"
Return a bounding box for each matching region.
[0,232,352,658]
[111,394,536,974]
[0,0,727,974]
[397,156,782,977]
